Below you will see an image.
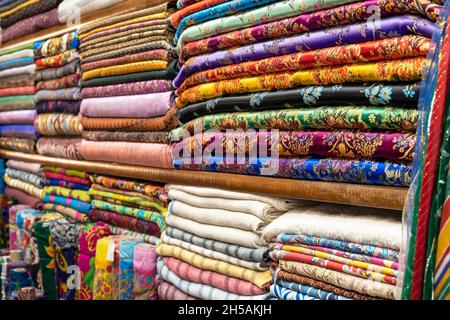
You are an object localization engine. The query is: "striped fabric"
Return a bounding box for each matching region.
[269,284,318,300]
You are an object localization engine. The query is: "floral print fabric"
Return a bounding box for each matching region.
[34,31,79,58]
[34,114,83,136]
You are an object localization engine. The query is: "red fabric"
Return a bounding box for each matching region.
[0,86,35,96]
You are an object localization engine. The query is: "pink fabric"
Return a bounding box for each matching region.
[6,160,42,175]
[5,187,43,209]
[0,110,36,125]
[80,140,173,168]
[157,280,197,300]
[0,86,35,96]
[133,243,158,300]
[80,91,173,118]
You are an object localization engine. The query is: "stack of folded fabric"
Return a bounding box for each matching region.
[3,160,44,209]
[0,0,63,45]
[34,31,84,160]
[41,167,91,223]
[78,2,179,168]
[263,203,402,300]
[88,174,169,244]
[170,0,442,187]
[156,184,305,300]
[57,0,125,24]
[0,44,37,153]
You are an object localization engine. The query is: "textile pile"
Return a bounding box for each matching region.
[263,203,402,300]
[156,184,302,300]
[0,43,37,153]
[0,0,63,45]
[34,31,84,160]
[78,2,178,168]
[169,0,442,187]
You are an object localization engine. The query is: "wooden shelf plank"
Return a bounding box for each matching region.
[0,149,408,211]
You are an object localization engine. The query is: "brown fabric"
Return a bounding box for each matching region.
[0,74,35,89]
[80,107,179,132]
[82,131,170,143]
[36,73,80,90]
[0,137,35,153]
[276,270,379,300]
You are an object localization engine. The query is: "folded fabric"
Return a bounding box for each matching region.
[0,95,35,112]
[0,86,35,97]
[36,60,80,81]
[156,244,272,288]
[6,159,42,175]
[4,175,44,199]
[91,199,165,232]
[166,227,268,263]
[0,57,34,72]
[166,214,265,248]
[0,0,60,29]
[170,0,230,28]
[36,100,81,114]
[263,204,401,250]
[0,137,35,153]
[158,280,197,300]
[36,73,80,90]
[0,74,35,89]
[105,224,159,245]
[0,48,34,63]
[179,1,440,59]
[43,167,88,178]
[173,130,416,162]
[34,114,83,136]
[133,243,157,300]
[270,283,319,300]
[44,171,89,184]
[45,178,89,191]
[0,125,38,139]
[171,107,417,140]
[0,64,35,78]
[275,278,350,301]
[35,49,79,70]
[42,203,88,223]
[43,194,91,214]
[90,208,161,237]
[176,57,425,107]
[80,91,172,118]
[58,0,125,23]
[80,107,178,131]
[178,82,421,123]
[0,110,36,125]
[177,36,430,93]
[82,131,169,143]
[34,31,79,57]
[5,186,43,209]
[162,233,267,270]
[5,168,44,188]
[43,186,90,202]
[34,87,81,102]
[80,140,173,168]
[279,260,397,300]
[36,137,83,160]
[82,60,168,81]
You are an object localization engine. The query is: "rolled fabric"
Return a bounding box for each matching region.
[0,137,35,153]
[0,64,35,78]
[42,203,88,223]
[36,100,81,114]
[81,60,168,81]
[5,168,44,188]
[34,114,83,136]
[80,107,178,132]
[0,110,36,125]
[43,194,92,214]
[0,95,35,112]
[169,0,229,28]
[35,49,79,70]
[82,131,170,143]
[174,156,412,187]
[80,140,173,168]
[4,175,44,199]
[0,125,38,139]
[80,91,172,118]
[4,187,43,209]
[0,86,35,96]
[173,130,416,162]
[0,74,35,89]
[34,87,81,102]
[0,0,61,29]
[58,0,126,23]
[158,280,197,300]
[33,31,79,58]
[178,82,421,123]
[6,160,42,175]
[132,243,158,300]
[36,74,81,91]
[36,60,80,81]
[0,48,34,63]
[176,57,425,108]
[36,137,83,160]
[80,80,173,98]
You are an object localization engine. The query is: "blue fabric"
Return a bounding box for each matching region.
[270,284,319,300]
[16,209,41,228]
[274,278,351,300]
[0,57,34,68]
[0,159,5,194]
[43,194,92,214]
[119,240,141,300]
[0,126,38,139]
[45,179,90,191]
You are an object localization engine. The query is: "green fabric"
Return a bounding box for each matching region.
[0,95,35,104]
[0,42,34,56]
[34,221,57,300]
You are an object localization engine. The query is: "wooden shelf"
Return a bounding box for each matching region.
[0,149,408,211]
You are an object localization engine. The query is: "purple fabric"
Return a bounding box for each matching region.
[0,125,38,139]
[174,15,437,86]
[0,110,36,125]
[80,91,173,118]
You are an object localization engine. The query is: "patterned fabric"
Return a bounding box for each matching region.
[93,237,114,300]
[81,80,173,98]
[270,283,318,300]
[0,0,60,29]
[0,74,35,89]
[170,0,228,28]
[36,74,80,91]
[35,87,81,102]
[176,57,425,107]
[4,175,44,199]
[0,137,35,153]
[34,114,83,136]
[82,131,169,143]
[0,95,35,112]
[43,186,90,202]
[44,172,90,185]
[36,137,83,160]
[178,83,420,123]
[274,277,350,300]
[118,240,140,300]
[35,49,79,70]
[43,194,91,214]
[82,60,168,81]
[0,125,37,139]
[133,243,158,300]
[158,280,196,300]
[5,168,44,188]
[36,60,80,81]
[0,110,36,126]
[44,167,87,178]
[42,203,88,223]
[36,101,81,114]
[34,31,79,58]
[0,86,35,96]
[0,57,34,72]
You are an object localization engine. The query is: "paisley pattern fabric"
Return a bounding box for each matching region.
[82,131,169,143]
[81,80,173,98]
[35,87,81,102]
[36,60,80,81]
[0,0,60,29]
[170,0,229,28]
[81,60,168,81]
[36,137,83,160]
[34,114,83,136]
[0,137,35,153]
[36,74,80,91]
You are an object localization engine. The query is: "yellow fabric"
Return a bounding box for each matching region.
[4,175,44,199]
[43,186,91,202]
[156,243,272,288]
[176,57,425,108]
[0,0,40,18]
[82,60,168,81]
[79,12,169,40]
[93,237,115,300]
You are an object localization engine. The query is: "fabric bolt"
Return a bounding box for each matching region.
[36,137,83,160]
[0,0,60,29]
[0,110,36,125]
[5,187,42,209]
[0,96,35,112]
[0,74,35,89]
[0,137,35,153]
[163,256,267,296]
[93,237,115,300]
[178,83,420,123]
[5,168,44,188]
[80,141,173,169]
[118,240,140,300]
[174,130,416,163]
[36,60,80,81]
[0,64,35,79]
[4,175,44,199]
[274,278,350,301]
[81,60,168,81]
[34,114,83,136]
[36,100,81,114]
[0,57,34,72]
[34,31,79,58]
[35,49,79,70]
[80,91,172,118]
[170,0,231,28]
[34,220,57,300]
[270,283,318,300]
[82,131,169,144]
[0,0,40,17]
[42,203,88,223]
[158,280,196,300]
[34,87,81,102]
[162,233,266,271]
[177,36,430,92]
[133,243,157,300]
[57,0,126,23]
[0,86,35,97]
[43,186,90,202]
[176,57,425,108]
[0,48,33,63]
[36,74,80,91]
[6,160,42,175]
[45,179,89,191]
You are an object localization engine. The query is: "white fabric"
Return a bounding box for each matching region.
[0,64,35,78]
[166,214,266,248]
[263,204,402,250]
[0,49,34,63]
[58,0,126,23]
[170,200,265,233]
